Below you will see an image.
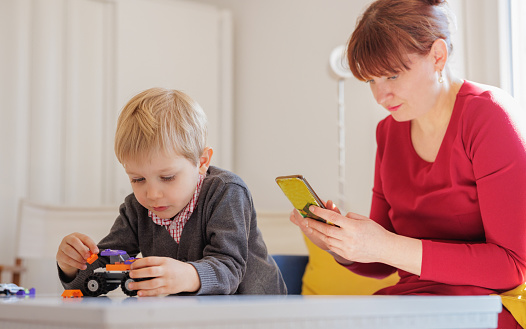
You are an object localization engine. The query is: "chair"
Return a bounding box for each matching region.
[0,259,24,286]
[10,199,120,293]
[272,254,309,295]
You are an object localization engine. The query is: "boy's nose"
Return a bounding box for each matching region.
[146,184,162,200]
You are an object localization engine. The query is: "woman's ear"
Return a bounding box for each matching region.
[431,38,448,71]
[198,147,213,175]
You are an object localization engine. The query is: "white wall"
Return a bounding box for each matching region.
[0,0,232,268]
[0,0,505,274]
[459,0,502,88]
[0,0,31,268]
[192,0,386,216]
[190,0,504,217]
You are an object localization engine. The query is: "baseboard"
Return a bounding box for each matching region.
[257,211,308,255]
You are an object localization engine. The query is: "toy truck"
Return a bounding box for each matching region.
[83,249,143,297]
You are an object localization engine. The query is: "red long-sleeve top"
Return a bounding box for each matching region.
[346,81,526,295]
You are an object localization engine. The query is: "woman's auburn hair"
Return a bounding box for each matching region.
[347,0,453,81]
[114,87,207,166]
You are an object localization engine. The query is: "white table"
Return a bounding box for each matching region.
[0,294,501,329]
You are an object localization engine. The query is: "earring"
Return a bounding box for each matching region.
[438,70,444,83]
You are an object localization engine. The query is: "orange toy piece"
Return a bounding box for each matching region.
[86,252,98,264]
[106,263,131,271]
[106,258,137,271]
[62,289,83,298]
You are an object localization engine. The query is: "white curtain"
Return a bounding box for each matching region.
[0,0,232,266]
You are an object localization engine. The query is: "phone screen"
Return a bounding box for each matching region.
[275,175,327,223]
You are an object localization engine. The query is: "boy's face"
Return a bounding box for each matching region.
[123,150,209,219]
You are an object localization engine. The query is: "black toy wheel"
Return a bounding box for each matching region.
[83,273,108,297]
[106,283,120,292]
[121,273,138,297]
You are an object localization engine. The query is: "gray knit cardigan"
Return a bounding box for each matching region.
[59,166,287,295]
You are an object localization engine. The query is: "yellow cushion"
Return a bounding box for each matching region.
[499,283,526,328]
[302,235,399,295]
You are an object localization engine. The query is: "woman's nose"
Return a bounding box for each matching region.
[373,83,392,105]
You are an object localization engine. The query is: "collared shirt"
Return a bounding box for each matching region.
[148,174,205,243]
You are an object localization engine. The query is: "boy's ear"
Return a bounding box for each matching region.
[198,147,213,175]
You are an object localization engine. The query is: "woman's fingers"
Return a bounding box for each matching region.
[325,200,342,214]
[308,206,347,228]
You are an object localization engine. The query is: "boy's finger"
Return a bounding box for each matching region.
[130,267,158,280]
[131,256,163,269]
[130,277,158,291]
[57,248,88,270]
[75,233,99,255]
[67,258,88,270]
[64,236,91,260]
[137,287,164,297]
[62,243,87,263]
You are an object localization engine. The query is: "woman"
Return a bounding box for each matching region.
[290,0,526,327]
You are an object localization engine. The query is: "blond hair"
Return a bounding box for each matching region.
[114,88,207,165]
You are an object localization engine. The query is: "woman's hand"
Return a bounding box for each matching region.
[128,257,201,296]
[306,206,391,264]
[289,199,397,264]
[289,200,341,251]
[305,205,423,275]
[56,232,99,279]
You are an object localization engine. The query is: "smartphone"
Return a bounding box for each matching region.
[275,175,329,224]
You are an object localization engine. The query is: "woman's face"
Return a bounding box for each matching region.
[366,53,441,122]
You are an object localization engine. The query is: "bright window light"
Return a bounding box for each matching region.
[510,0,526,107]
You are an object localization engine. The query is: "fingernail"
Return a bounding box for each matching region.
[309,205,315,211]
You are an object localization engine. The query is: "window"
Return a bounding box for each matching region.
[509,0,526,107]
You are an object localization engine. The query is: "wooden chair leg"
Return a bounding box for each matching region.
[12,258,22,286]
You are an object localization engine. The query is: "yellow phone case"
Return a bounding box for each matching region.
[275,175,326,222]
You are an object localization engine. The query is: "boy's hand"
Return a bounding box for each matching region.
[128,257,201,297]
[56,233,99,279]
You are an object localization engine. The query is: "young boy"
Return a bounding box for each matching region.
[56,88,286,296]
